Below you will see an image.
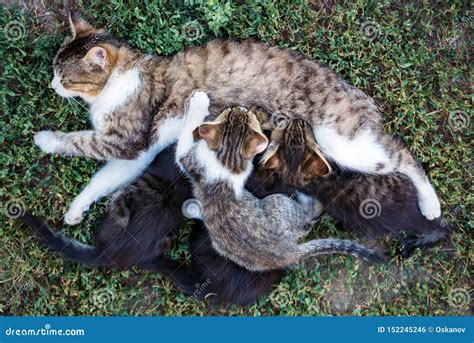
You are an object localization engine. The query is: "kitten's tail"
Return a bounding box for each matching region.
[18,211,107,267]
[297,239,384,264]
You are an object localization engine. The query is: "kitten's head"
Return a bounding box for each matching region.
[258,119,331,187]
[51,12,122,102]
[197,107,268,174]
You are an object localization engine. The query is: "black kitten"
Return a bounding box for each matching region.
[19,145,284,305]
[20,146,189,269]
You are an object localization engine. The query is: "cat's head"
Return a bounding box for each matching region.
[197,107,268,174]
[258,119,332,187]
[51,12,123,102]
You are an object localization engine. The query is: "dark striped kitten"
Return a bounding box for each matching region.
[19,143,283,305]
[35,13,440,226]
[18,146,189,269]
[176,92,382,271]
[250,119,451,257]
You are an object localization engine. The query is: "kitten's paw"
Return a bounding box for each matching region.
[418,184,441,220]
[190,91,210,113]
[187,91,210,126]
[34,131,62,154]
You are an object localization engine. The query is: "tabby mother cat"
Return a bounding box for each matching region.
[34,13,441,225]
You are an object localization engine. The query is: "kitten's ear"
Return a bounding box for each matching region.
[84,46,107,68]
[262,153,280,169]
[198,122,221,150]
[198,122,219,140]
[260,142,280,169]
[68,12,95,39]
[301,145,332,181]
[243,132,268,159]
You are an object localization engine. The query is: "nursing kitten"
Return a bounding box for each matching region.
[19,142,284,305]
[175,92,382,271]
[250,119,451,257]
[19,146,190,269]
[35,13,440,226]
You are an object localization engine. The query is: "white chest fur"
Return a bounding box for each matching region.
[194,140,253,196]
[89,68,141,130]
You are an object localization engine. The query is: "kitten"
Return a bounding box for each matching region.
[250,118,451,257]
[175,92,382,271]
[19,146,190,269]
[35,13,440,226]
[19,143,284,305]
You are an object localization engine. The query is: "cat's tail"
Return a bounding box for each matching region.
[297,239,384,264]
[18,211,107,267]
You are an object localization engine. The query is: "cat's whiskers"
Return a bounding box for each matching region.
[65,98,80,113]
[69,97,89,112]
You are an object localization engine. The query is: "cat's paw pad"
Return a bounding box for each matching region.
[34,131,61,154]
[418,184,441,220]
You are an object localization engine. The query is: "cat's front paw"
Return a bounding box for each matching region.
[64,206,86,225]
[418,184,441,220]
[186,91,210,128]
[64,199,90,225]
[34,131,62,154]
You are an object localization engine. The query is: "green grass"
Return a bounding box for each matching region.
[1,0,472,316]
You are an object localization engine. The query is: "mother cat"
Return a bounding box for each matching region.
[34,13,441,224]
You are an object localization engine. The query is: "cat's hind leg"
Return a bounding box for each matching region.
[314,126,441,220]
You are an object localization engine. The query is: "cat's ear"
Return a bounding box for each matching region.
[301,145,332,181]
[84,46,107,68]
[243,132,268,159]
[260,142,280,169]
[198,122,219,140]
[198,122,221,150]
[262,153,280,169]
[68,12,95,39]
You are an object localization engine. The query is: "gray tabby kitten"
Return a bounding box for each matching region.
[175,92,382,271]
[35,13,440,225]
